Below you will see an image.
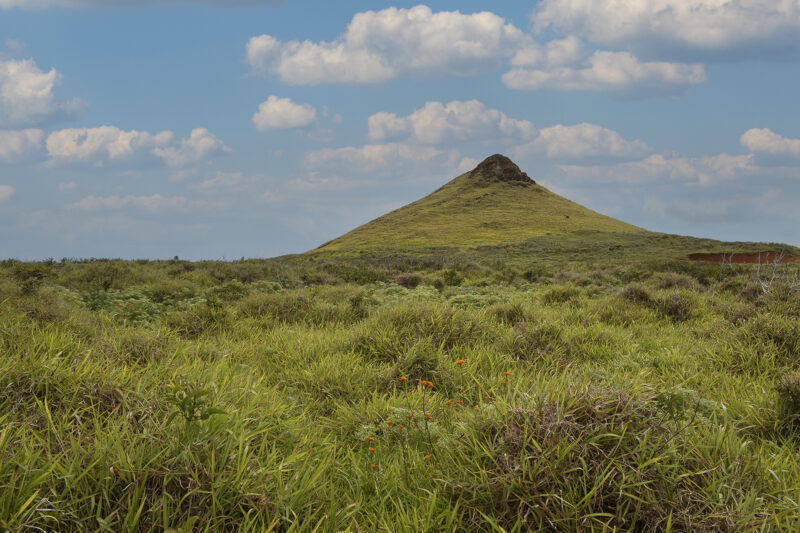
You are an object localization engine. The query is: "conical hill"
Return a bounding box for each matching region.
[316,154,644,251]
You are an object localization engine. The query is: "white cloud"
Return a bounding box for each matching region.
[0,184,14,201]
[0,58,84,127]
[46,126,173,165]
[66,194,203,212]
[252,95,316,131]
[305,143,461,177]
[153,128,230,168]
[0,128,43,161]
[45,125,229,168]
[503,51,705,96]
[741,128,800,157]
[246,5,526,84]
[189,171,242,192]
[513,123,649,160]
[558,153,758,185]
[367,100,536,144]
[58,180,76,191]
[532,0,800,60]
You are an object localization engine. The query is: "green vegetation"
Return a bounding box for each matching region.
[317,155,641,251]
[2,233,800,531]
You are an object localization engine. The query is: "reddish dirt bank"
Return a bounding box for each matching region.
[688,252,800,264]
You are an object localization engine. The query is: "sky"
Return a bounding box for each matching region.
[1,0,799,260]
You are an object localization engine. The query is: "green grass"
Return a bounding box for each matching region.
[2,242,800,531]
[316,155,642,251]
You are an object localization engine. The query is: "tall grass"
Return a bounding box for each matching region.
[1,251,799,531]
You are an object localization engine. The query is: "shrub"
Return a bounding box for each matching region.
[394,273,421,289]
[776,373,800,428]
[442,269,463,287]
[542,284,581,304]
[621,284,652,305]
[460,385,744,531]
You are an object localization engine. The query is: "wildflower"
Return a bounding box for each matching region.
[385,420,394,425]
[445,401,452,406]
[418,380,434,389]
[503,371,511,376]
[455,400,464,405]
[365,437,374,442]
[473,407,479,412]
[369,448,375,453]
[397,424,405,432]
[406,414,413,419]
[455,360,466,366]
[424,455,433,461]
[425,413,432,420]
[399,377,407,382]
[502,381,508,385]
[370,464,377,470]
[348,457,353,462]
[434,434,441,439]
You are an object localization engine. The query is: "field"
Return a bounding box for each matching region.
[2,232,800,531]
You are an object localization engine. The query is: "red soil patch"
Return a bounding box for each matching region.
[688,252,800,264]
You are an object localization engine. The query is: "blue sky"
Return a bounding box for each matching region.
[1,0,799,259]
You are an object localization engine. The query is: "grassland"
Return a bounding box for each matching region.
[2,233,800,531]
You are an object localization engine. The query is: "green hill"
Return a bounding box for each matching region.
[316,154,644,251]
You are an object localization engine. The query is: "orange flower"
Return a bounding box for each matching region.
[424,455,433,461]
[385,420,394,425]
[445,401,452,406]
[434,434,441,439]
[418,380,434,388]
[365,437,374,442]
[473,407,479,412]
[503,371,511,376]
[348,457,353,462]
[502,381,508,385]
[425,413,432,420]
[399,377,407,382]
[369,447,375,453]
[397,424,405,431]
[455,400,464,405]
[455,360,466,365]
[406,414,413,419]
[370,464,377,470]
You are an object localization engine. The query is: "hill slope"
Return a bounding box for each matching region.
[317,154,644,251]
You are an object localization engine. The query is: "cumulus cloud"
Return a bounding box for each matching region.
[45,125,228,168]
[0,58,84,127]
[0,184,14,201]
[532,0,800,61]
[503,50,705,97]
[252,95,316,131]
[153,128,230,167]
[246,5,526,84]
[0,128,43,161]
[46,126,173,165]
[66,194,203,212]
[305,143,461,177]
[367,100,536,144]
[741,128,800,158]
[513,123,649,160]
[558,153,758,185]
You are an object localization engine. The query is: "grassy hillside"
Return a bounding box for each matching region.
[2,245,800,530]
[317,154,643,251]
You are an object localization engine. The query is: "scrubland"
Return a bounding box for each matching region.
[2,232,800,531]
